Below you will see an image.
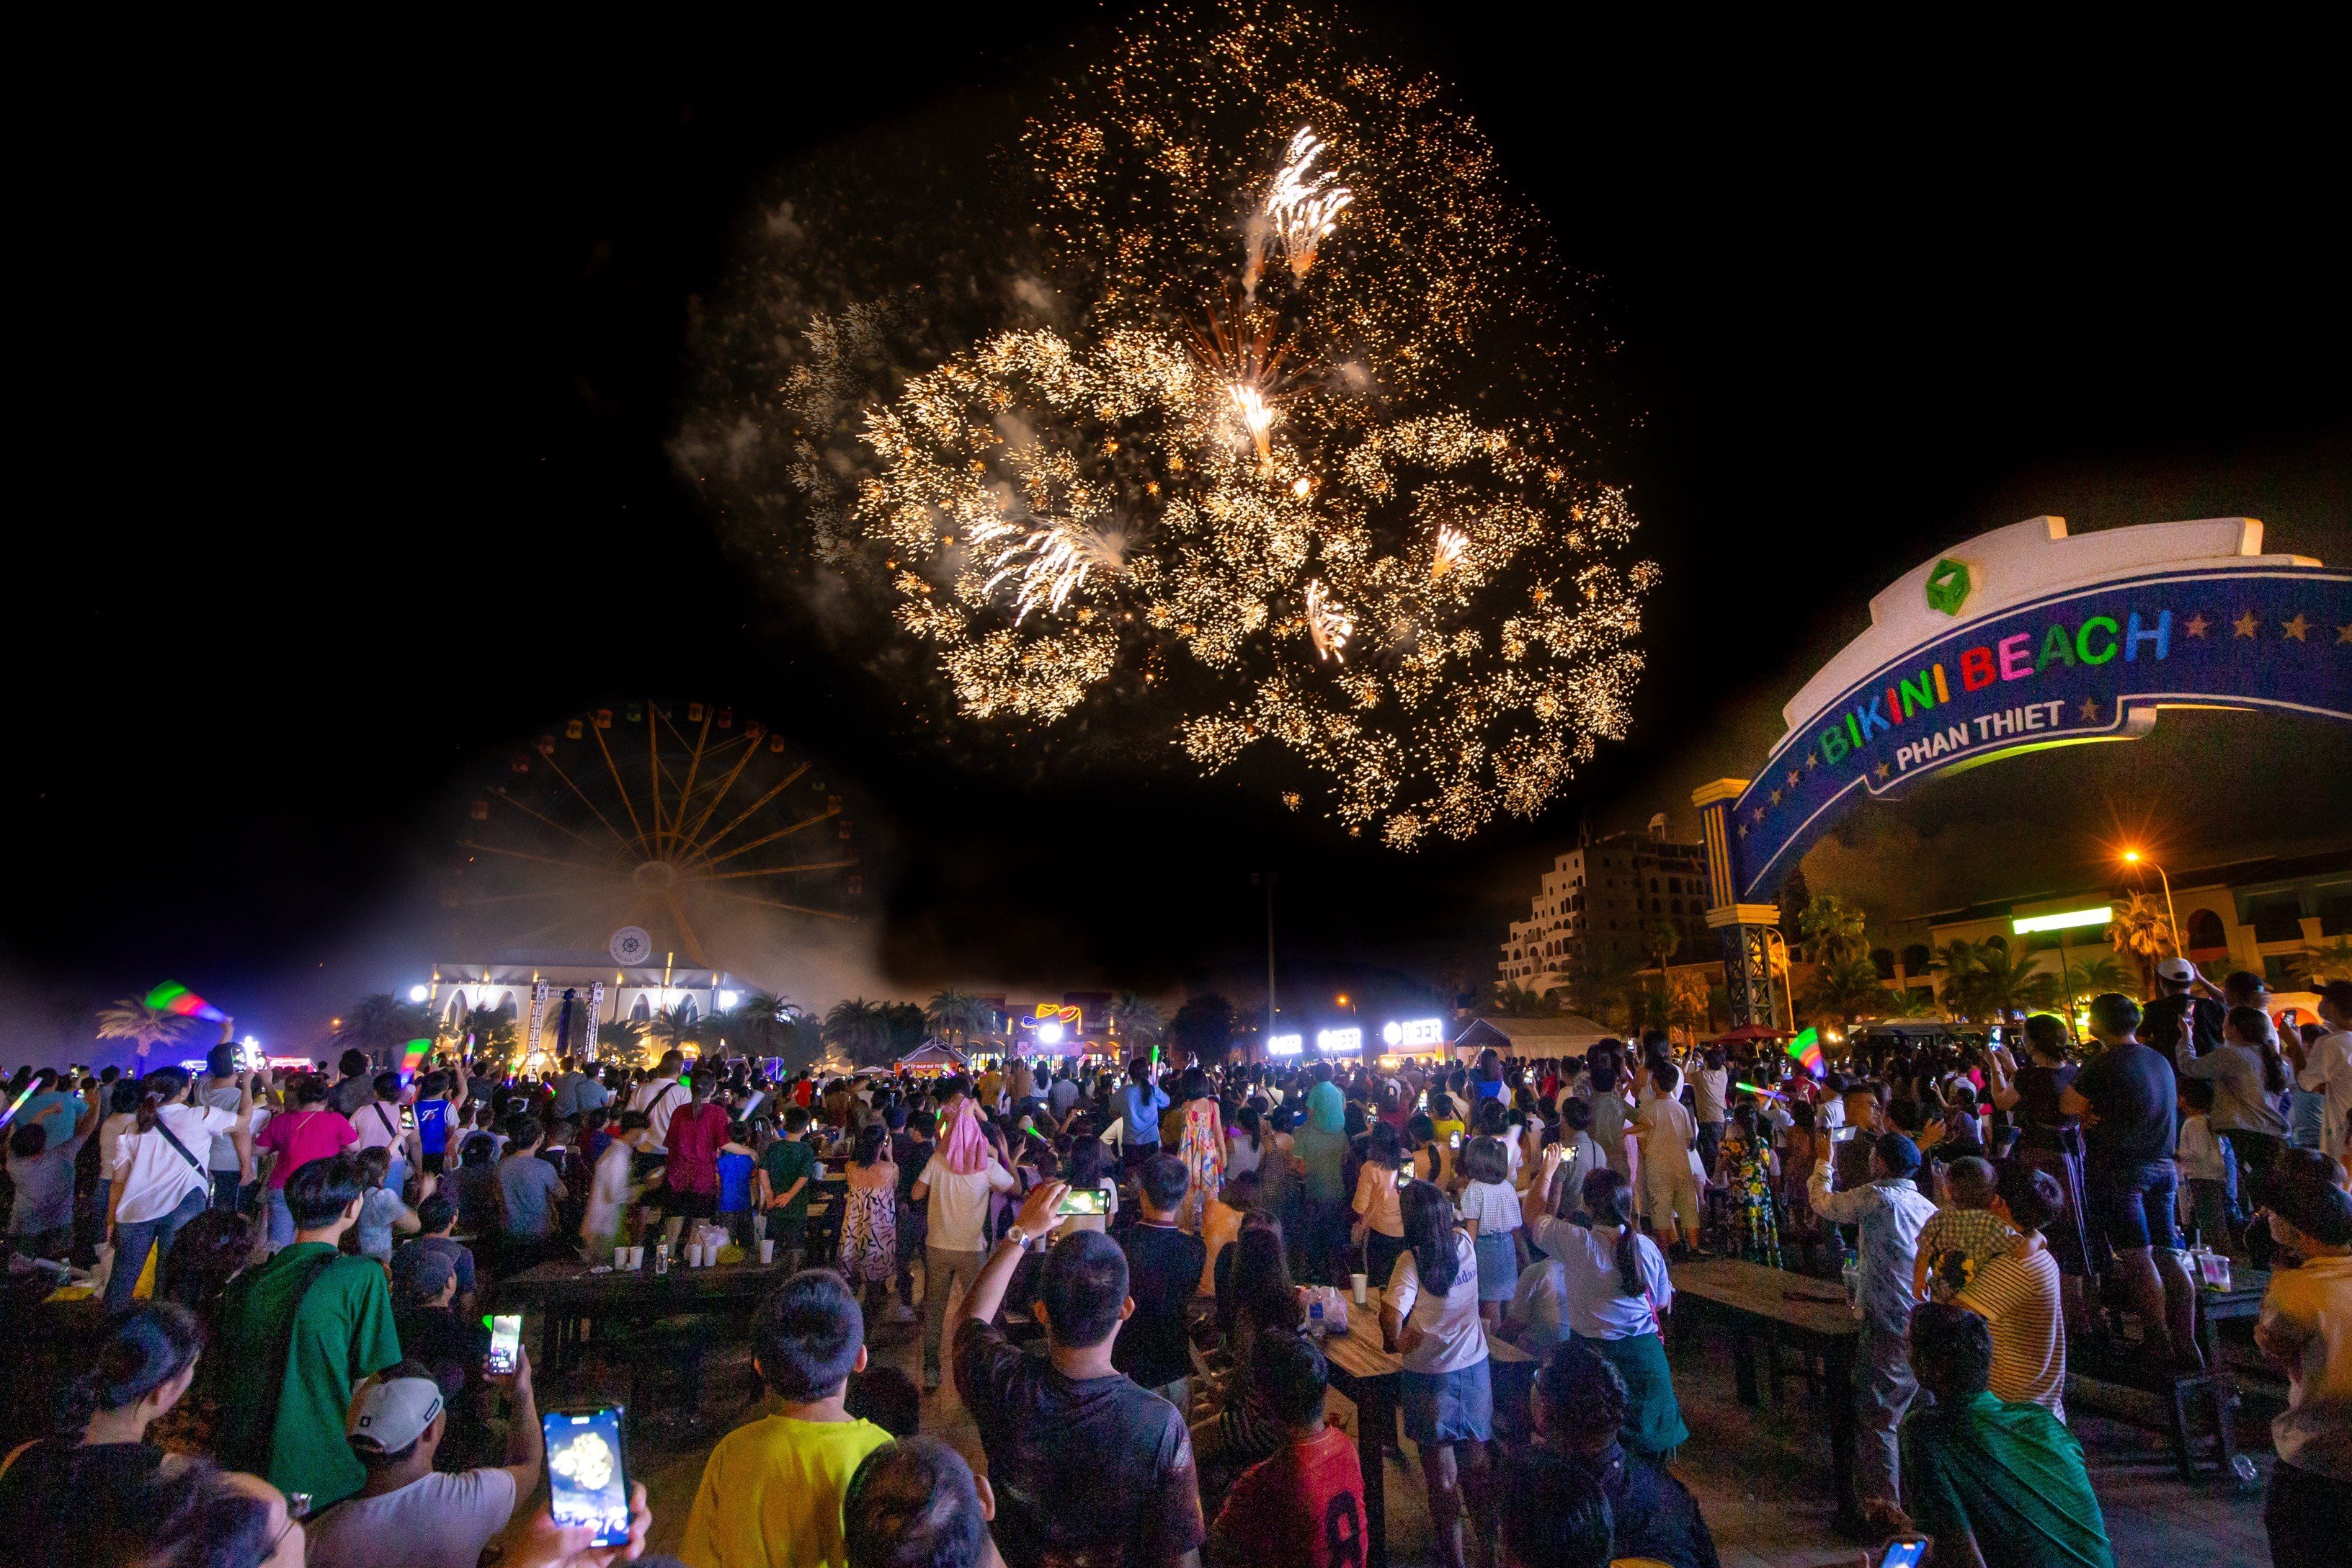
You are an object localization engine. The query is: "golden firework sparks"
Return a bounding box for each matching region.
[1264,126,1353,278]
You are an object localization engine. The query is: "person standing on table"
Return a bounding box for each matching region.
[2292,980,2352,1166]
[2251,1166,2352,1567]
[760,1105,821,1272]
[660,1074,731,1255]
[1809,1128,1938,1527]
[1634,1060,1703,1260]
[1381,1177,1496,1568]
[953,1177,1206,1568]
[626,1049,691,1167]
[1120,1056,1172,1172]
[912,1100,1018,1393]
[2059,992,2202,1371]
[1527,1154,1687,1461]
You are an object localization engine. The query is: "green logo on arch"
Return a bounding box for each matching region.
[1925,558,1972,616]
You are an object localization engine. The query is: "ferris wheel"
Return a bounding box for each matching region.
[450,700,860,966]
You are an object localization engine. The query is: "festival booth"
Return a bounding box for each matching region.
[1449,1014,1611,1063]
[894,1041,968,1077]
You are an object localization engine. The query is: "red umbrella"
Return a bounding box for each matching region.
[1709,1024,1794,1044]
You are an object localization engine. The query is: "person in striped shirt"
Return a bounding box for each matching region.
[1957,1162,2070,1422]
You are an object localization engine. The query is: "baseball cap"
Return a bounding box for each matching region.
[1874,1131,1923,1177]
[348,1376,444,1452]
[2155,957,2195,984]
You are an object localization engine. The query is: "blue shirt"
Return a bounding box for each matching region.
[414,1099,453,1155]
[1809,1169,1938,1335]
[717,1150,754,1213]
[1120,1083,1170,1146]
[19,1090,84,1142]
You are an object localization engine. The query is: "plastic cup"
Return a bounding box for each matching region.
[614,1247,628,1270]
[759,1239,775,1265]
[1350,1272,1368,1306]
[626,1246,643,1270]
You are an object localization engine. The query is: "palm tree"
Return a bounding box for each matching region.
[1798,894,1870,968]
[459,1005,517,1054]
[2294,937,2352,986]
[334,994,436,1062]
[925,990,992,1047]
[641,1005,703,1055]
[823,999,895,1064]
[1640,916,1683,989]
[1799,956,1889,1024]
[1567,948,1648,1031]
[2064,953,2132,999]
[594,1016,645,1064]
[726,992,802,1059]
[1961,945,2062,1018]
[1107,992,1164,1049]
[95,998,198,1066]
[1489,981,1556,1018]
[2105,893,2173,995]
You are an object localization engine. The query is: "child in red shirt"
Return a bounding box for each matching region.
[1208,1329,1368,1568]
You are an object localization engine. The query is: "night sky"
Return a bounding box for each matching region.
[11,11,2348,1060]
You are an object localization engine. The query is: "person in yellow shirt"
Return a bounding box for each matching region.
[681,1270,894,1568]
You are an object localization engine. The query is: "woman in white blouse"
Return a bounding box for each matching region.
[1382,1179,1494,1568]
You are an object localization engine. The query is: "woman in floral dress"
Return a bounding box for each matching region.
[1714,1103,1781,1268]
[837,1123,899,1312]
[1175,1068,1226,1232]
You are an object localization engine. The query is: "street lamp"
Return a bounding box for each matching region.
[408,984,429,1003]
[2121,850,2180,954]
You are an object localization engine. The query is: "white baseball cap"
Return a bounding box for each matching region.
[348,1376,444,1452]
[2155,956,2196,983]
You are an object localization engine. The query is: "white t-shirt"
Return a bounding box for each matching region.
[919,1156,1017,1252]
[98,1112,139,1180]
[304,1466,518,1568]
[1693,1067,1729,1123]
[352,1100,406,1154]
[1533,1216,1674,1340]
[110,1104,238,1224]
[1386,1229,1488,1375]
[1636,1093,1697,1159]
[628,1077,687,1152]
[1458,1179,1523,1237]
[203,1084,266,1172]
[2297,1030,2352,1161]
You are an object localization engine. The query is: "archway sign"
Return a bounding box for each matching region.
[1692,515,2351,1028]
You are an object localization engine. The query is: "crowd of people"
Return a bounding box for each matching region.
[0,966,2345,1567]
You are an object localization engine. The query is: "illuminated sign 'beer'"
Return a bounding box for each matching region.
[1266,1033,1304,1056]
[1316,1027,1363,1054]
[1381,1018,1445,1048]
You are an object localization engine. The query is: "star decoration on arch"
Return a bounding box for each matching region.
[1786,770,1800,788]
[2338,622,2352,644]
[2079,695,2102,721]
[2234,610,2260,638]
[1874,762,1892,781]
[1770,788,1783,806]
[1805,751,1819,770]
[2281,614,2311,641]
[2184,612,2211,638]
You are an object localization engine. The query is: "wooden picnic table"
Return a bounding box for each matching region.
[1667,1258,1863,1533]
[1318,1286,1533,1568]
[494,1255,796,1380]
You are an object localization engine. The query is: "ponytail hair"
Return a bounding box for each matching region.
[60,1301,203,1430]
[134,1069,187,1135]
[1580,1167,1643,1298]
[2227,1004,2289,1095]
[1399,1180,1462,1296]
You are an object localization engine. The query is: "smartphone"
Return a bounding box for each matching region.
[1985,1026,2003,1048]
[1395,1167,1410,1189]
[1448,1131,1461,1150]
[544,1406,632,1547]
[486,1314,522,1377]
[1877,1540,1930,1568]
[1056,1185,1110,1216]
[400,1104,419,1134]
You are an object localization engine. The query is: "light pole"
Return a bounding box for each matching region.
[1252,871,1278,1056]
[2122,850,2180,955]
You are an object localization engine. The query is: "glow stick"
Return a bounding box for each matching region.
[1734,1080,1789,1101]
[1786,1027,1825,1077]
[144,981,227,1024]
[0,1083,37,1130]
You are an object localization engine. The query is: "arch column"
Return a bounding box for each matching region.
[1693,778,1784,1030]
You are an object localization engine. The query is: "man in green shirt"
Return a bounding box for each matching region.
[208,1150,403,1510]
[1900,1301,2113,1568]
[760,1107,821,1270]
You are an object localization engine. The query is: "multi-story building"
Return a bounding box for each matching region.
[1869,847,2351,1004]
[1498,816,1715,997]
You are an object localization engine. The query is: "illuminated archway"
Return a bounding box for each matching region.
[1695,514,2351,1026]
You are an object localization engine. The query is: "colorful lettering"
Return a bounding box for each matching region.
[1933,664,1951,703]
[1960,646,1996,690]
[1855,695,1892,740]
[1845,713,1863,750]
[1997,633,2034,681]
[2125,609,2170,662]
[1821,726,1850,764]
[1886,686,1904,724]
[2037,623,2077,671]
[1898,671,1936,718]
[2077,615,2117,664]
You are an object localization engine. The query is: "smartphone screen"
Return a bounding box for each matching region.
[1448,1131,1461,1149]
[400,1104,419,1133]
[1055,1185,1110,1216]
[486,1314,522,1376]
[545,1406,631,1547]
[1878,1541,1930,1568]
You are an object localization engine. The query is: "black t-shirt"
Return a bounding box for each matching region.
[1114,1222,1206,1390]
[2072,1042,2177,1175]
[0,1438,166,1567]
[1521,1443,1719,1568]
[2140,992,2224,1072]
[955,1318,1205,1568]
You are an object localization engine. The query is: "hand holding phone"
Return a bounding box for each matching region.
[486,1314,523,1378]
[1054,1185,1110,1216]
[1877,1538,1930,1568]
[544,1406,633,1548]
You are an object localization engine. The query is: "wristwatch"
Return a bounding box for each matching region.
[1003,1224,1037,1251]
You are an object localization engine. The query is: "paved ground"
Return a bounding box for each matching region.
[514,1264,2278,1567]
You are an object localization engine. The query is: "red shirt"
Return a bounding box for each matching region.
[1212,1424,1367,1568]
[662,1102,729,1195]
[255,1108,357,1190]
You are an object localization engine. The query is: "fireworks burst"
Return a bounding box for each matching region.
[676,3,1654,846]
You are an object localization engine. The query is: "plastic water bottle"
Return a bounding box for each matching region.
[1309,1297,1327,1340]
[1840,1249,1861,1314]
[2231,1453,2260,1492]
